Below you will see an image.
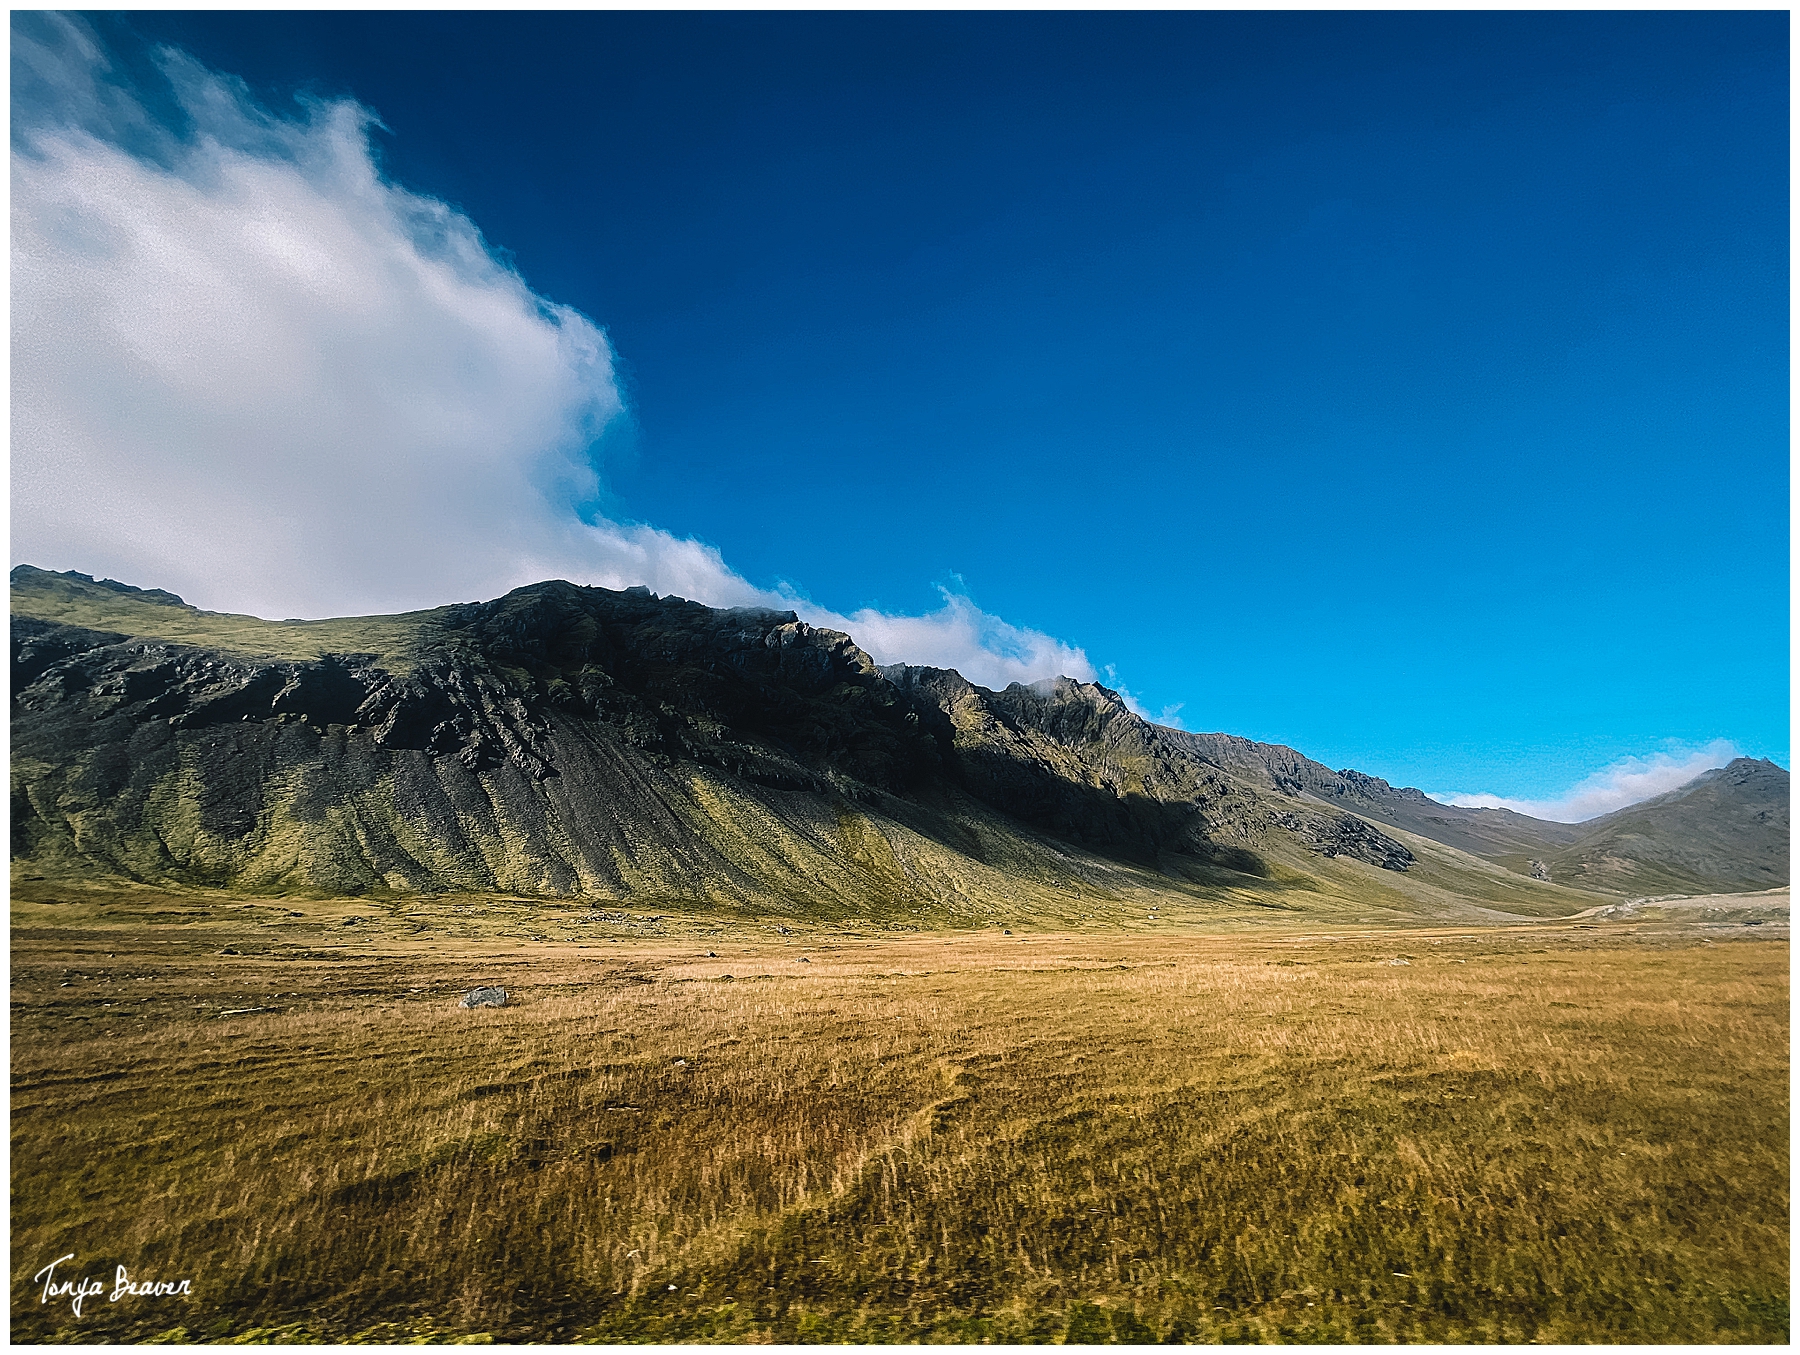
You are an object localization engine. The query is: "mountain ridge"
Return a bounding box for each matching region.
[10,566,1782,917]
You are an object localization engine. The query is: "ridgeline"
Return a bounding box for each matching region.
[11,566,1785,923]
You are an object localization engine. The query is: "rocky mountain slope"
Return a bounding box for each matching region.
[1168,719,1787,896]
[1154,732,1592,860]
[10,567,1782,920]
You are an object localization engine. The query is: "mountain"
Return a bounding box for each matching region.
[1539,757,1788,897]
[9,566,1782,921]
[1045,711,1785,895]
[1134,731,1590,860]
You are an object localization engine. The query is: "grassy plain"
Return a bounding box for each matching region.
[9,885,1789,1344]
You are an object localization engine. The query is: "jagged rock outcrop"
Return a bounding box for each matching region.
[1274,809,1415,872]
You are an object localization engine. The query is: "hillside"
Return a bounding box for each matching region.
[1052,703,1784,894]
[10,566,1780,918]
[1542,757,1789,896]
[1160,733,1587,858]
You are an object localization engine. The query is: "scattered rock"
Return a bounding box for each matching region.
[1276,810,1415,872]
[460,986,508,1009]
[672,1058,689,1068]
[218,947,240,956]
[798,956,810,963]
[1529,859,1552,881]
[342,916,363,926]
[1386,958,1411,967]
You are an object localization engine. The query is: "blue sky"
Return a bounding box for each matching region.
[11,12,1788,815]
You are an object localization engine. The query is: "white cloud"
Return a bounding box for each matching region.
[13,31,617,620]
[10,18,1092,692]
[1431,740,1740,823]
[1103,664,1184,727]
[808,588,1095,690]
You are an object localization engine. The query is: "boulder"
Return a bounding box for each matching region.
[460,985,508,1009]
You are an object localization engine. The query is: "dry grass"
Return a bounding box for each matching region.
[9,891,1788,1344]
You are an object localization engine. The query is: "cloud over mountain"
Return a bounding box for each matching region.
[1433,740,1741,823]
[9,15,1093,692]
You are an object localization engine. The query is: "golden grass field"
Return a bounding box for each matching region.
[9,885,1789,1344]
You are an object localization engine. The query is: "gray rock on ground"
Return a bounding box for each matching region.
[460,985,508,1009]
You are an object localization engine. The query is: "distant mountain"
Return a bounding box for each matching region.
[1139,727,1786,896]
[9,567,1782,918]
[1144,732,1589,859]
[1539,758,1788,897]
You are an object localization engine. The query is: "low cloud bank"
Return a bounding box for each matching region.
[10,15,1092,694]
[1432,739,1740,823]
